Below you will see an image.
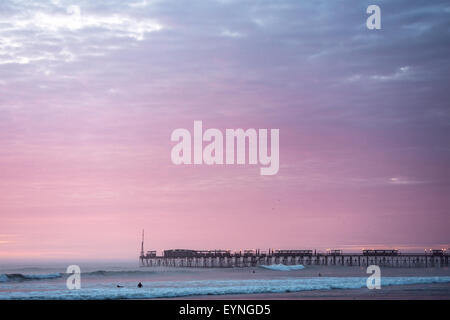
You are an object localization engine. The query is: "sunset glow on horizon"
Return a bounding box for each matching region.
[0,0,449,261]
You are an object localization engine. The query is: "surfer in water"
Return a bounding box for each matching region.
[137,282,143,288]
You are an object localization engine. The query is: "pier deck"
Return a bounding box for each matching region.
[139,249,449,268]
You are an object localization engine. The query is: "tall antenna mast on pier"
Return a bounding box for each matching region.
[140,229,144,257]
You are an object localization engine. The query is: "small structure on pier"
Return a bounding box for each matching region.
[326,249,343,256]
[363,249,399,256]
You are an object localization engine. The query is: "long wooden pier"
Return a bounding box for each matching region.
[139,249,449,268]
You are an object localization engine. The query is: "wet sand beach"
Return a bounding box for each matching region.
[168,282,450,300]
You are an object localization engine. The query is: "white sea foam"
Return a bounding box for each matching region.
[1,276,449,300]
[260,264,305,271]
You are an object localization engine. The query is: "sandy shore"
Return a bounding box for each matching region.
[164,282,450,300]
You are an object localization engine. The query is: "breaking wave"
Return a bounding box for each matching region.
[0,273,62,283]
[0,269,179,283]
[83,270,157,277]
[260,264,305,271]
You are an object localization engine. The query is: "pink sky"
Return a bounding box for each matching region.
[0,1,449,261]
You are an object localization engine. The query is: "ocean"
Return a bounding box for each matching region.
[1,262,449,299]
